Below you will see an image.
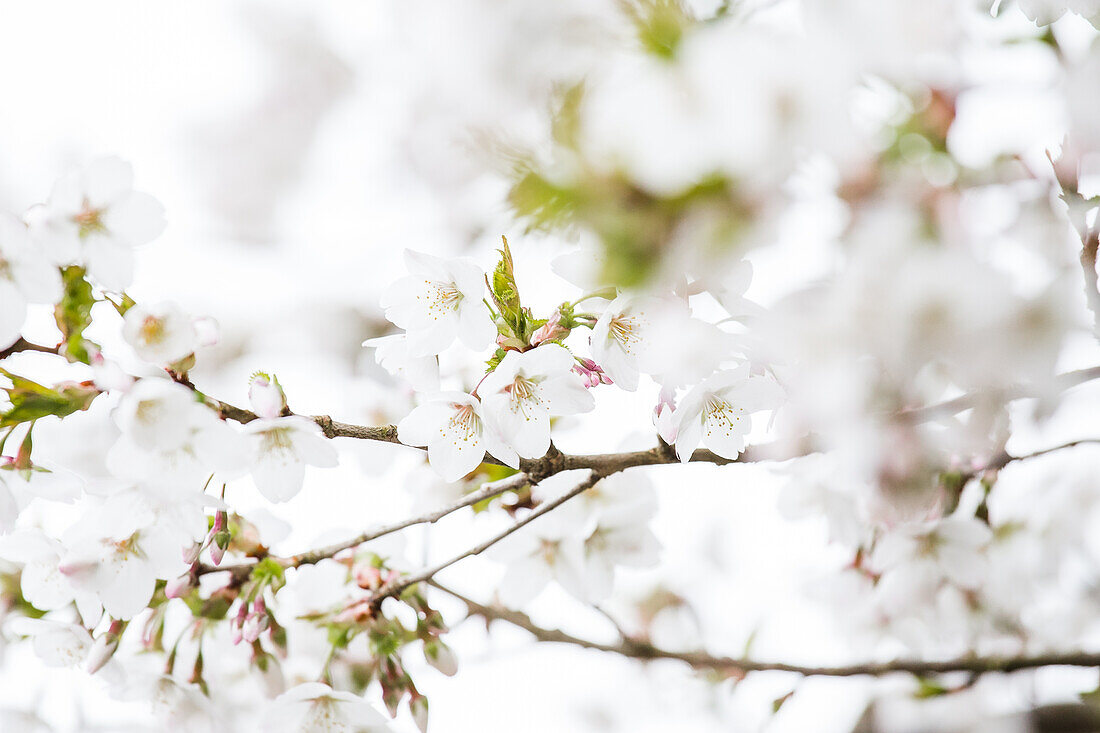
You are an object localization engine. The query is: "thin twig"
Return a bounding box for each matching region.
[431,581,1100,678]
[0,338,59,361]
[373,471,602,602]
[199,472,533,577]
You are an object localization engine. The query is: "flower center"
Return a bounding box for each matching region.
[448,403,481,442]
[506,375,541,417]
[421,280,463,319]
[73,200,107,237]
[703,394,744,433]
[140,315,166,344]
[261,426,295,454]
[608,314,642,354]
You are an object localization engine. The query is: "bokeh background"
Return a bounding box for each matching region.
[1,1,1098,731]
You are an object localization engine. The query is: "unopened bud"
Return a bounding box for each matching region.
[572,358,612,389]
[165,573,194,599]
[87,620,125,674]
[529,311,568,346]
[410,694,429,733]
[424,640,457,676]
[248,373,287,419]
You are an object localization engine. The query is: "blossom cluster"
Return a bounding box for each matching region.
[1,0,1100,731]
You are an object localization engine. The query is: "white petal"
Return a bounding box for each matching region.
[0,280,28,348]
[397,401,454,447]
[83,235,134,291]
[103,191,166,246]
[100,554,156,620]
[291,427,339,468]
[518,343,574,376]
[456,299,494,351]
[84,157,134,208]
[251,448,307,503]
[11,257,61,304]
[539,375,595,415]
[426,434,484,482]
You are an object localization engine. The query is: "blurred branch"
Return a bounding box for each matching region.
[0,338,59,361]
[372,471,602,603]
[199,471,533,578]
[432,580,1100,678]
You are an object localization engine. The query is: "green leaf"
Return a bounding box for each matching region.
[53,266,99,365]
[0,369,100,429]
[251,557,287,593]
[489,236,526,339]
[913,676,950,699]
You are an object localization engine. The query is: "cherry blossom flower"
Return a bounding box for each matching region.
[0,212,62,348]
[263,682,391,732]
[492,499,589,606]
[532,470,662,603]
[674,365,783,461]
[590,294,698,391]
[870,518,994,616]
[243,414,338,503]
[122,301,204,366]
[26,156,166,290]
[108,379,247,487]
[380,249,494,357]
[7,617,93,668]
[59,492,192,619]
[0,529,101,624]
[397,392,518,481]
[362,333,440,391]
[479,344,594,459]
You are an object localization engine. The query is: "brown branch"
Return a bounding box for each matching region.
[432,581,1100,678]
[199,472,533,578]
[0,338,59,361]
[372,471,603,603]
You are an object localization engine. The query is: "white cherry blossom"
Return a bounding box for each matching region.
[263,682,391,733]
[0,212,62,348]
[674,365,783,461]
[870,518,994,616]
[362,333,440,391]
[26,156,166,290]
[590,294,688,391]
[397,391,518,481]
[243,415,338,503]
[0,529,101,623]
[479,344,595,459]
[492,498,589,606]
[108,379,247,487]
[122,301,203,366]
[59,492,192,619]
[380,249,494,357]
[7,617,93,668]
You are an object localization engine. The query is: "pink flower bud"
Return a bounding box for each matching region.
[529,312,568,346]
[209,542,225,566]
[572,358,612,389]
[424,640,457,676]
[182,543,202,565]
[653,386,678,444]
[165,574,193,599]
[354,564,382,590]
[248,374,287,419]
[87,620,125,674]
[410,694,429,733]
